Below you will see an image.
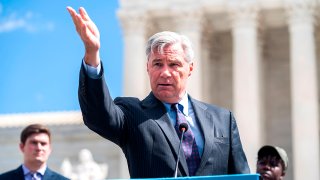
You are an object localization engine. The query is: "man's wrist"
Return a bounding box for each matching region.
[82,59,101,79]
[84,51,100,67]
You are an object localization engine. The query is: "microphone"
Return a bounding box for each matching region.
[174,122,189,178]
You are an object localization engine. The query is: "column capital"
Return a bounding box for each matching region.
[117,10,147,36]
[228,2,260,29]
[171,8,203,33]
[286,1,317,26]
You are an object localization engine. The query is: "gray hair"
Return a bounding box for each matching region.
[145,31,194,63]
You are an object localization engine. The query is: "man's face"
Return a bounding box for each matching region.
[147,43,193,103]
[20,133,52,167]
[256,156,285,180]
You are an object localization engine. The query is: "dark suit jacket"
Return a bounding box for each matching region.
[78,63,250,178]
[0,165,69,180]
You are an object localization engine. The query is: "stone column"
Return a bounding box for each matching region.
[201,27,214,102]
[287,2,319,179]
[173,9,204,100]
[118,10,148,99]
[229,4,264,172]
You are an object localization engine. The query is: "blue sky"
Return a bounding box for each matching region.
[0,0,123,114]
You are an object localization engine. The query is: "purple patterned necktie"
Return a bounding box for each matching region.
[172,104,200,176]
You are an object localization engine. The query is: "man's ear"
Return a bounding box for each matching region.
[19,143,24,152]
[189,62,194,76]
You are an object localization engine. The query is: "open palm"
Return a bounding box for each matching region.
[67,6,100,66]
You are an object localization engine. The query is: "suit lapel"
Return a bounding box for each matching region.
[142,93,189,176]
[42,168,51,180]
[190,97,215,175]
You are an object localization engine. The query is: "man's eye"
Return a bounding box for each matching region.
[32,142,38,145]
[170,63,179,67]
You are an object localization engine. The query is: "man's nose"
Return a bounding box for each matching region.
[35,143,42,149]
[160,66,171,77]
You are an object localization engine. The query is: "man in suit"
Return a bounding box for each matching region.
[0,124,69,180]
[67,6,250,178]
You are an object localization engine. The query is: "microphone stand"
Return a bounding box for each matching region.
[174,123,188,178]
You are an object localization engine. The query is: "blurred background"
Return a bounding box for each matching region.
[1,0,320,180]
[0,0,122,114]
[0,0,126,179]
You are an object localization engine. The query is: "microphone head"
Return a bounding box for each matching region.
[179,123,189,132]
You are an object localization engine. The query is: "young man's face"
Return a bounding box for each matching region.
[256,156,285,180]
[20,133,52,167]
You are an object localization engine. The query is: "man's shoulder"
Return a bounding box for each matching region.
[45,168,70,180]
[114,92,157,107]
[0,166,23,179]
[191,98,231,114]
[0,169,16,178]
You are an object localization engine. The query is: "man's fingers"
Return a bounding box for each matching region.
[67,6,99,50]
[79,7,91,21]
[66,6,78,21]
[67,6,86,35]
[67,6,80,31]
[67,7,76,22]
[66,6,75,14]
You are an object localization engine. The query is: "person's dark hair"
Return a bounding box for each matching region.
[20,124,51,144]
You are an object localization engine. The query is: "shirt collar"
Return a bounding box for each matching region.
[163,92,189,116]
[22,164,47,176]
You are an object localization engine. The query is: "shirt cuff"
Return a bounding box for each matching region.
[82,59,101,79]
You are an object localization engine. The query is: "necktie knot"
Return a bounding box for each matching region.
[171,103,180,111]
[171,104,187,127]
[30,172,40,180]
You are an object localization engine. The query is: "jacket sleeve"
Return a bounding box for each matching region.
[78,62,126,146]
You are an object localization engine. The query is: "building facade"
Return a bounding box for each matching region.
[117,0,320,179]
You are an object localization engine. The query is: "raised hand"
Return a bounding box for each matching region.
[67,6,100,67]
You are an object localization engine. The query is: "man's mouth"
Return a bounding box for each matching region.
[34,152,43,156]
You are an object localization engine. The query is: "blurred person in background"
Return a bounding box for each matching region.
[0,124,69,180]
[256,145,288,180]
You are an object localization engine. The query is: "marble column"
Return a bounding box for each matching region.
[201,27,214,102]
[229,4,265,172]
[118,10,149,99]
[287,2,319,179]
[173,9,204,100]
